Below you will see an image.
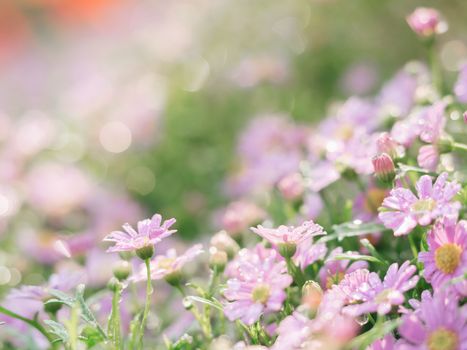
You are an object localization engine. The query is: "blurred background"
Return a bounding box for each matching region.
[0,0,467,291]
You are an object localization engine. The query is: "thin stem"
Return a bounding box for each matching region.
[68,305,79,350]
[453,142,467,152]
[427,37,443,94]
[139,258,153,350]
[408,234,419,263]
[285,257,305,288]
[0,305,56,348]
[108,284,123,350]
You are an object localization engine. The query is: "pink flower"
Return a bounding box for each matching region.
[319,248,368,290]
[406,8,443,37]
[376,132,404,159]
[343,261,419,316]
[223,245,292,325]
[378,70,417,118]
[251,220,325,247]
[367,334,397,350]
[221,200,265,235]
[455,65,467,103]
[398,289,466,350]
[372,153,396,183]
[103,213,176,255]
[419,219,467,296]
[379,172,461,236]
[417,145,440,171]
[131,244,203,282]
[225,244,279,279]
[272,312,312,350]
[278,172,304,201]
[293,237,327,270]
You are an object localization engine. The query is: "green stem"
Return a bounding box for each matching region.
[0,305,56,349]
[139,258,153,350]
[408,234,419,263]
[68,304,79,350]
[452,142,467,152]
[285,257,305,288]
[108,284,123,350]
[427,37,443,94]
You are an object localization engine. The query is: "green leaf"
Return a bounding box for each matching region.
[44,320,69,343]
[184,296,223,311]
[319,222,386,243]
[347,318,400,350]
[48,289,76,307]
[333,253,387,266]
[75,284,107,339]
[80,326,106,348]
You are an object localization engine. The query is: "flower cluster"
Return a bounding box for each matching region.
[0,6,466,350]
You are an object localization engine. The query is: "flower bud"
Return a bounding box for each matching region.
[44,298,62,315]
[210,230,239,259]
[278,242,297,259]
[136,245,154,260]
[278,173,304,201]
[301,280,323,313]
[209,247,228,273]
[406,8,445,37]
[372,153,395,184]
[376,132,404,159]
[107,277,122,292]
[113,260,131,281]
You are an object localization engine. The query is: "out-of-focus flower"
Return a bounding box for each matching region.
[278,172,304,201]
[223,245,292,325]
[340,62,378,96]
[210,230,240,259]
[417,144,440,171]
[419,219,467,296]
[103,214,176,258]
[454,65,467,104]
[225,244,279,279]
[221,200,265,235]
[251,220,325,258]
[372,153,396,184]
[398,289,466,350]
[132,244,203,285]
[366,334,397,350]
[406,8,444,37]
[379,172,461,236]
[272,312,312,350]
[302,281,324,312]
[319,248,368,290]
[378,70,417,118]
[343,261,419,316]
[26,162,92,217]
[376,132,404,160]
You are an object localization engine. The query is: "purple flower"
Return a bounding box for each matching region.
[378,70,417,118]
[419,219,467,296]
[343,261,419,316]
[223,245,292,325]
[293,237,327,270]
[251,220,325,247]
[319,248,368,290]
[367,334,397,350]
[103,213,176,254]
[417,145,440,171]
[455,65,467,103]
[379,172,461,236]
[272,312,311,350]
[225,244,279,279]
[131,244,204,282]
[398,289,466,350]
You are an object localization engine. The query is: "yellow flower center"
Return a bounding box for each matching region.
[335,124,354,141]
[427,327,458,350]
[375,289,392,304]
[411,198,436,212]
[434,243,461,274]
[157,257,176,270]
[364,188,387,214]
[252,284,270,304]
[326,271,345,289]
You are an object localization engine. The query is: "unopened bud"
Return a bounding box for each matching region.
[44,298,62,315]
[372,153,395,184]
[210,230,239,259]
[302,280,323,313]
[107,277,121,292]
[406,7,445,38]
[278,173,304,201]
[209,247,228,273]
[113,260,131,281]
[377,132,404,159]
